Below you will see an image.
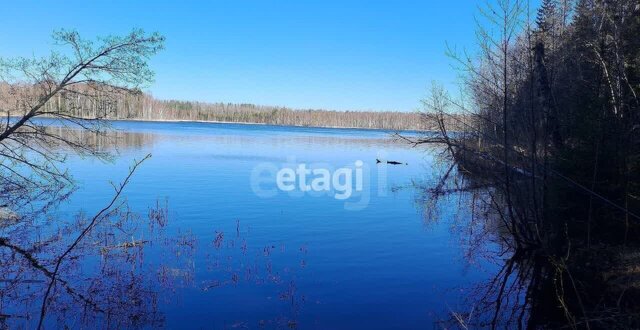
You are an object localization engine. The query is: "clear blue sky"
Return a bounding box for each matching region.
[0,1,537,112]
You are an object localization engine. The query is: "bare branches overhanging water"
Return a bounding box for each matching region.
[0,29,165,208]
[409,0,640,328]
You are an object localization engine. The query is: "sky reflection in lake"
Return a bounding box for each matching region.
[4,121,499,329]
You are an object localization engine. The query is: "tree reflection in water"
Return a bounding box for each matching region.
[412,154,640,329]
[0,127,313,329]
[0,156,180,329]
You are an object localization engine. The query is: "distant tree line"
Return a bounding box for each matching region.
[0,83,447,131]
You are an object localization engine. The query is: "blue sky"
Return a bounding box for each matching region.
[0,1,530,112]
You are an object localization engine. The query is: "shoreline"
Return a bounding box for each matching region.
[34,116,429,133]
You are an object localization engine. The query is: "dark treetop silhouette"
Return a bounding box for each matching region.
[407,0,640,328]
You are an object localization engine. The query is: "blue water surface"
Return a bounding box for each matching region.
[48,120,494,329]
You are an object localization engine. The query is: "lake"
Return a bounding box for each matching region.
[3,121,498,329]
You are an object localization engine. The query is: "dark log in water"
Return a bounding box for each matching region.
[376,158,407,165]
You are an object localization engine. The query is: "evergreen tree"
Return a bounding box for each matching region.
[536,0,558,32]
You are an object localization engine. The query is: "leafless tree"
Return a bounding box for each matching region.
[0,29,164,208]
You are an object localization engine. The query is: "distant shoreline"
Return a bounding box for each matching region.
[30,115,430,134]
[115,117,427,133]
[4,86,430,131]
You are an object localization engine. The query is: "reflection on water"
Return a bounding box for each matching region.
[0,200,175,328]
[43,125,159,152]
[2,121,506,329]
[416,148,640,329]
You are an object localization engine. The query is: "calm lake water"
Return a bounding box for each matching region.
[8,121,499,329]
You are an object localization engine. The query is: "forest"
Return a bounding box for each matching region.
[0,83,432,131]
[418,0,640,327]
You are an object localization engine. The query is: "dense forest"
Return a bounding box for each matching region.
[420,0,640,327]
[0,83,434,131]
